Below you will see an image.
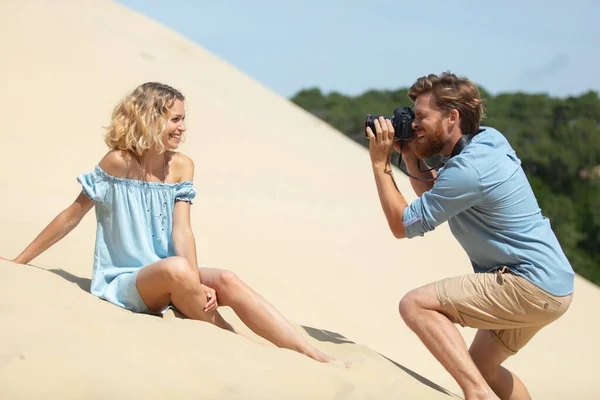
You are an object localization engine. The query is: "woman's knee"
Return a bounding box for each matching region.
[214,270,243,292]
[163,257,198,287]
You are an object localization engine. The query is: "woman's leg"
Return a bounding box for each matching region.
[136,256,233,332]
[198,267,333,363]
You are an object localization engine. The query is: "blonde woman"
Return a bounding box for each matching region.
[2,82,334,364]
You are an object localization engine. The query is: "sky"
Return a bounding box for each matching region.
[117,0,600,99]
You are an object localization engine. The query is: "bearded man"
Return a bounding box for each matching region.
[366,72,574,400]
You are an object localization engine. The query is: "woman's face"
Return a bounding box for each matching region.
[162,99,186,150]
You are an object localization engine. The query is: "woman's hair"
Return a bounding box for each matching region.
[408,72,486,134]
[104,82,185,156]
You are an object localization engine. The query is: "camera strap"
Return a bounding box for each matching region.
[450,133,475,158]
[398,131,478,182]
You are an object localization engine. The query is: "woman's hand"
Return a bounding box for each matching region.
[201,284,218,312]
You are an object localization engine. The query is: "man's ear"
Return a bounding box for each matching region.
[448,109,460,126]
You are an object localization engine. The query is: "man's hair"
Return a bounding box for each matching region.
[104,82,185,156]
[408,72,486,134]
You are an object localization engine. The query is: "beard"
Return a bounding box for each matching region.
[412,119,446,159]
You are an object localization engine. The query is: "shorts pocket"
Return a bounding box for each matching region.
[533,287,562,309]
[511,275,560,311]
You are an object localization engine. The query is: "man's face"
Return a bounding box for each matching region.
[410,93,449,159]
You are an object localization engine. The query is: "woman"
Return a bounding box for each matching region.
[2,82,334,364]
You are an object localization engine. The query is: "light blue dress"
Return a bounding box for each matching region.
[77,165,197,313]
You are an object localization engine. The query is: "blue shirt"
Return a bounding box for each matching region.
[402,127,575,296]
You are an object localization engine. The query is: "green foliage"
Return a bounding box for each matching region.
[291,87,600,286]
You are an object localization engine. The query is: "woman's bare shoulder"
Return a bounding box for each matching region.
[98,149,131,177]
[168,151,195,182]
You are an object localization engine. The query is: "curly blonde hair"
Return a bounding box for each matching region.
[408,72,486,134]
[104,82,185,156]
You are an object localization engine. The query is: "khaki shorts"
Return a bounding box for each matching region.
[435,267,573,354]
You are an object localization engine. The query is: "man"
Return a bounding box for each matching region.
[366,72,574,400]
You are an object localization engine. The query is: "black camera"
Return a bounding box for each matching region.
[365,107,415,142]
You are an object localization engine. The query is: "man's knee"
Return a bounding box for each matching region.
[400,284,448,324]
[399,289,422,323]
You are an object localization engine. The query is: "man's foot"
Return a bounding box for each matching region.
[465,387,500,400]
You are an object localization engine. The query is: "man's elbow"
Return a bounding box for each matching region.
[391,209,407,239]
[392,229,406,239]
[390,223,406,239]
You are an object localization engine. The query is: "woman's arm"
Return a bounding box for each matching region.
[170,155,217,311]
[171,154,199,272]
[172,201,199,272]
[173,200,216,311]
[10,192,95,264]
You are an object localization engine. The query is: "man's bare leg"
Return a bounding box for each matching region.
[198,268,340,364]
[399,283,499,400]
[469,330,531,400]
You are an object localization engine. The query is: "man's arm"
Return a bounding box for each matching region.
[403,155,436,197]
[397,144,436,197]
[372,161,409,238]
[367,118,484,240]
[367,117,410,239]
[402,157,483,238]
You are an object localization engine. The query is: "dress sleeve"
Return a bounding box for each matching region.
[76,167,107,203]
[175,182,197,204]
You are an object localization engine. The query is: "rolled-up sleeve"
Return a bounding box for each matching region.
[402,157,483,238]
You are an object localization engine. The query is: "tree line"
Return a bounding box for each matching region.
[290,86,600,286]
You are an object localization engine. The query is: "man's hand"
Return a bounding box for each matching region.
[393,140,417,163]
[366,117,396,167]
[201,284,218,312]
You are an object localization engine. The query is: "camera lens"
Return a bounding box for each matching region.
[365,114,378,136]
[365,114,390,138]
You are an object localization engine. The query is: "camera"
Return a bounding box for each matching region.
[365,107,415,142]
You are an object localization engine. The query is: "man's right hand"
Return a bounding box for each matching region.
[395,140,436,196]
[394,141,419,165]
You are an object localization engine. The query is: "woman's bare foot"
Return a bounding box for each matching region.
[303,347,355,368]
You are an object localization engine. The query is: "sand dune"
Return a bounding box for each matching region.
[0,1,598,398]
[0,261,456,399]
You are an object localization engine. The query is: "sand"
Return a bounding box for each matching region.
[0,1,598,398]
